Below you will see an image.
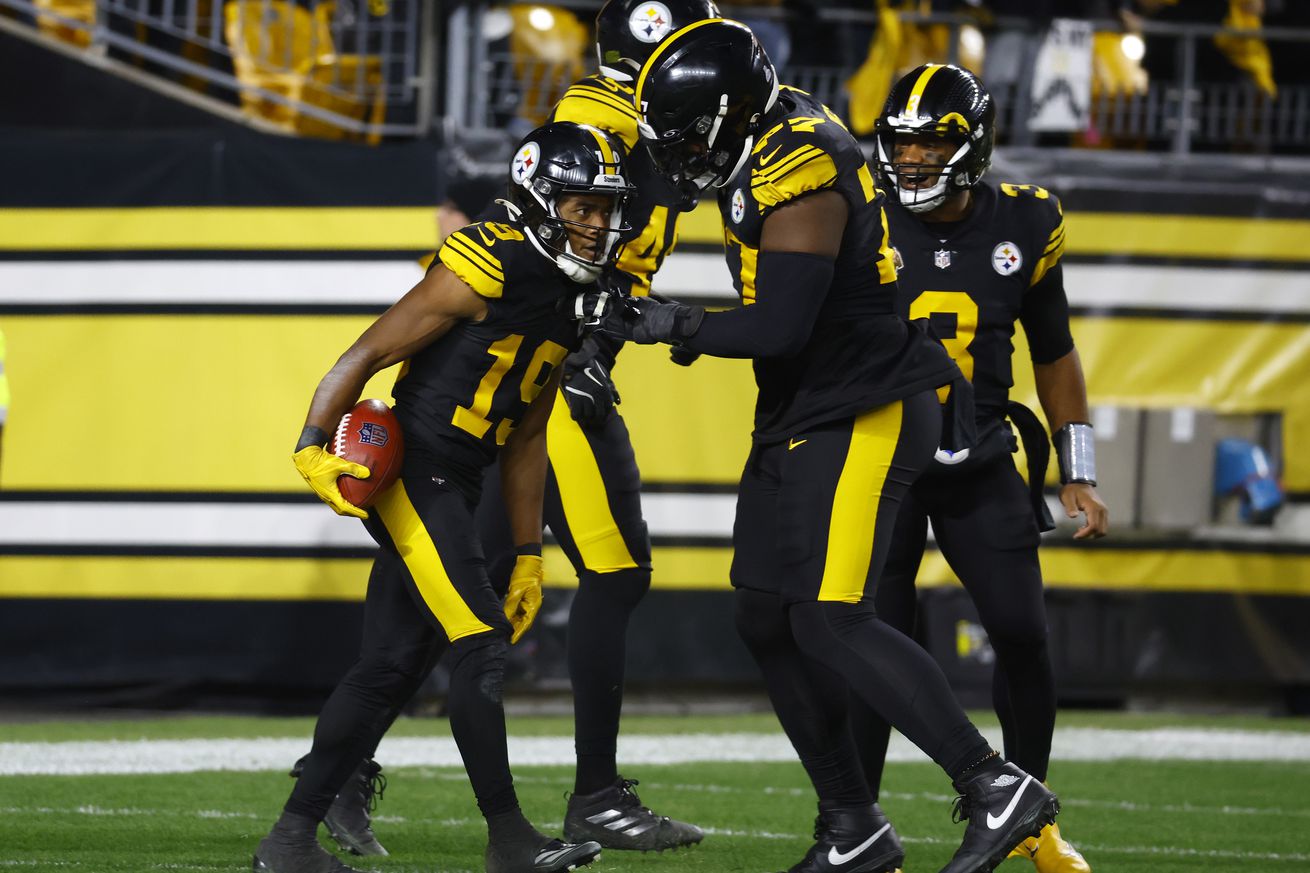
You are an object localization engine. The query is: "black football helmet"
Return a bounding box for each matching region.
[595,0,720,83]
[503,122,635,283]
[874,64,995,213]
[634,19,778,205]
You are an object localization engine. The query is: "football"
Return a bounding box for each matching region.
[330,399,404,509]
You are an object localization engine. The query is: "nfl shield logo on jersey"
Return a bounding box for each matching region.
[933,249,952,269]
[512,142,540,183]
[629,2,673,43]
[730,189,746,224]
[992,241,1023,276]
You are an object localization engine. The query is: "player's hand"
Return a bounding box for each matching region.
[503,554,544,644]
[562,341,620,428]
[564,287,615,330]
[599,296,705,345]
[669,346,701,366]
[293,445,370,519]
[1061,482,1108,540]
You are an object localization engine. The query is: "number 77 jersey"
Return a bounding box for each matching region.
[391,219,578,497]
[887,181,1067,447]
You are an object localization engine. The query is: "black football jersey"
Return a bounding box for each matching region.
[887,181,1067,460]
[548,74,683,296]
[392,218,579,495]
[717,86,959,443]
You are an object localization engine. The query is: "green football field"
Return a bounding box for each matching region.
[2,710,1309,872]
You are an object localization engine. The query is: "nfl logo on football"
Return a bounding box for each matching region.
[358,422,389,447]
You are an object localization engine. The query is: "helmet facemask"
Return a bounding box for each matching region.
[875,123,978,214]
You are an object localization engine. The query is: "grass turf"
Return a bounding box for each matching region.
[1,711,1308,872]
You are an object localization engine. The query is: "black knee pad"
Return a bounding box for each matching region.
[450,632,510,705]
[345,642,436,699]
[734,587,793,657]
[576,567,651,613]
[988,629,1049,668]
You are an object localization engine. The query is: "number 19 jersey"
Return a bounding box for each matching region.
[393,218,578,497]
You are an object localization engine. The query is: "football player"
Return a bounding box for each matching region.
[850,63,1108,873]
[252,121,631,873]
[601,20,1060,873]
[299,1,717,857]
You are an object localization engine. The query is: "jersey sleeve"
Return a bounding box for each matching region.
[548,77,641,150]
[1029,193,1066,288]
[437,224,506,299]
[749,129,841,212]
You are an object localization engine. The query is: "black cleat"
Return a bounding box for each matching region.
[290,756,389,857]
[252,827,368,873]
[486,833,602,873]
[564,776,703,852]
[938,761,1060,873]
[780,803,904,873]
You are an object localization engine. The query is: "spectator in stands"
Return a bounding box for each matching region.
[734,0,792,69]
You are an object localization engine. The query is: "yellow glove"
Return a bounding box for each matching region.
[503,553,544,644]
[293,445,370,520]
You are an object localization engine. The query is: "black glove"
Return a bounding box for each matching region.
[561,287,616,332]
[561,337,620,428]
[669,346,701,366]
[600,296,705,345]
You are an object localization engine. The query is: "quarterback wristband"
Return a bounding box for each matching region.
[1053,422,1097,485]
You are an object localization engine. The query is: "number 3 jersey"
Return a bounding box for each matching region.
[886,181,1070,462]
[392,218,579,497]
[718,86,959,443]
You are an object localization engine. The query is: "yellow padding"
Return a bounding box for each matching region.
[546,391,638,573]
[818,400,904,603]
[374,480,494,642]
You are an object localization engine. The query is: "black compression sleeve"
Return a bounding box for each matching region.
[1019,263,1075,364]
[684,250,835,359]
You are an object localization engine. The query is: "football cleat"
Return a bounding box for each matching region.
[780,803,904,873]
[252,828,368,873]
[290,756,388,857]
[938,761,1060,873]
[1006,822,1090,873]
[564,776,704,851]
[485,833,602,873]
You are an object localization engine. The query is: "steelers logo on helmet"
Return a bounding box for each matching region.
[511,142,541,184]
[992,241,1023,276]
[730,188,746,224]
[629,2,673,43]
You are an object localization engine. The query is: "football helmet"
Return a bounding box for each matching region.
[595,0,720,83]
[634,19,777,205]
[874,63,995,213]
[503,122,635,283]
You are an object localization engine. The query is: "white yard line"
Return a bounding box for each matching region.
[5,727,1310,776]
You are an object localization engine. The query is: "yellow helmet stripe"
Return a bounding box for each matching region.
[585,125,617,168]
[905,64,943,117]
[634,18,728,111]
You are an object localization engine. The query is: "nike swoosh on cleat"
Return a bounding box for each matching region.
[826,823,891,866]
[986,775,1034,830]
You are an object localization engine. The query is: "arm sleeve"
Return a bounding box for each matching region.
[684,251,834,359]
[1019,262,1075,364]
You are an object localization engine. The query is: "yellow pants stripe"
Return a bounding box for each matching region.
[374,481,493,642]
[546,391,638,574]
[817,401,904,603]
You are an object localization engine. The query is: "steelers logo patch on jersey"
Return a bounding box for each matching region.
[992,241,1023,276]
[629,2,673,43]
[730,188,746,224]
[512,142,541,183]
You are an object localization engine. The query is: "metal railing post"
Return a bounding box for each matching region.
[444,3,472,131]
[1172,28,1196,157]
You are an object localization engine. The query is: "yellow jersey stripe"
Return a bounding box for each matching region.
[751,145,826,186]
[876,206,897,285]
[636,18,725,107]
[563,84,640,119]
[546,392,640,572]
[439,242,504,299]
[374,481,495,642]
[446,231,504,278]
[818,400,905,603]
[905,64,943,117]
[752,152,839,208]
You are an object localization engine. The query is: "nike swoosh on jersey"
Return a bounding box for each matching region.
[826,823,891,866]
[788,438,808,450]
[477,226,496,247]
[986,775,1034,830]
[759,144,784,166]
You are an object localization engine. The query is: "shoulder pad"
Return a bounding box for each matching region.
[999,184,1066,286]
[749,117,846,210]
[437,221,528,299]
[551,76,640,149]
